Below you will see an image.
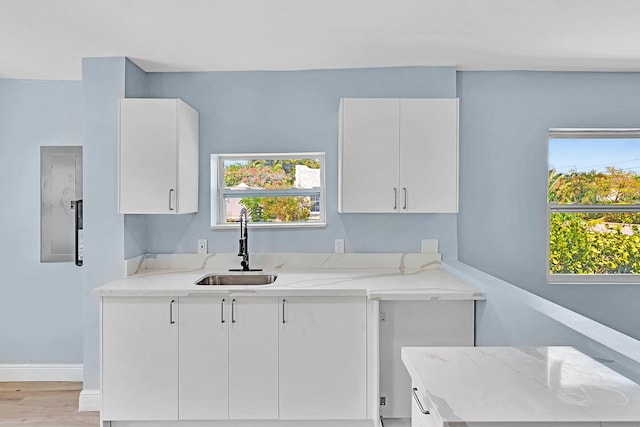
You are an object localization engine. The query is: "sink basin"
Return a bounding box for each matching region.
[196,273,278,286]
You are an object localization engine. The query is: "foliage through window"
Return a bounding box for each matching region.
[211,153,325,227]
[548,130,640,282]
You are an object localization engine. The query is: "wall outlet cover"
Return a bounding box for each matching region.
[334,238,345,253]
[197,239,208,254]
[421,239,438,253]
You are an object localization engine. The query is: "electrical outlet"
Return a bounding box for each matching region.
[334,238,345,253]
[421,239,438,253]
[197,239,208,254]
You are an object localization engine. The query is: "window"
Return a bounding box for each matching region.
[211,152,325,228]
[548,129,640,283]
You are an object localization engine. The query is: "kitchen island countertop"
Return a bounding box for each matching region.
[402,346,640,426]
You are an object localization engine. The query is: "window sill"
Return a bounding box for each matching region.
[547,273,640,285]
[211,222,327,230]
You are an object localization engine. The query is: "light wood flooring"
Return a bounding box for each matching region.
[0,382,99,426]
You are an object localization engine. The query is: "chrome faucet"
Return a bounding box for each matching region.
[231,208,261,272]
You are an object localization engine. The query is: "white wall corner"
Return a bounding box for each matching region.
[0,363,83,382]
[78,388,101,412]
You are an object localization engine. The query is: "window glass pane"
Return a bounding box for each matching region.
[224,194,321,224]
[223,158,322,190]
[548,138,640,204]
[549,212,640,274]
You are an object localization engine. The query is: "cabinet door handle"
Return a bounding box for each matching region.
[403,187,407,210]
[411,387,430,414]
[231,299,236,323]
[169,189,175,211]
[169,299,176,325]
[282,299,286,324]
[393,188,397,210]
[221,298,226,323]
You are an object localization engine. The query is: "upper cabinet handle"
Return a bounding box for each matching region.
[411,387,430,414]
[169,189,175,211]
[393,188,397,210]
[403,187,407,210]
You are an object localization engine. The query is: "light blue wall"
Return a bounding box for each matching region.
[457,71,640,340]
[140,67,460,259]
[0,79,84,363]
[81,57,127,389]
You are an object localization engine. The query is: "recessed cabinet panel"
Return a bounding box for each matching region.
[379,300,473,419]
[118,98,198,214]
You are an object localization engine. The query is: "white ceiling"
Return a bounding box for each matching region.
[2,0,640,80]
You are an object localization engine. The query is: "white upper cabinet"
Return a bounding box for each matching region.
[339,98,458,213]
[118,98,199,214]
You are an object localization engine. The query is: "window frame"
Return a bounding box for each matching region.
[210,152,326,229]
[547,128,640,284]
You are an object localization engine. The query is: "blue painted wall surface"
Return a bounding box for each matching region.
[141,67,460,259]
[0,79,84,363]
[81,57,127,389]
[457,71,640,340]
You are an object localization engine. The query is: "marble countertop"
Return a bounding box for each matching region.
[93,252,484,300]
[402,346,640,425]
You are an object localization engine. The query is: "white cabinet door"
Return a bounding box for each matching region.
[400,98,458,213]
[179,296,229,420]
[279,296,367,420]
[339,98,400,213]
[101,297,178,421]
[228,297,278,420]
[118,98,198,214]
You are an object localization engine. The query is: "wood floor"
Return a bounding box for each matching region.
[0,382,99,426]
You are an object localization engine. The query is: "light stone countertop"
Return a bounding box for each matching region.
[93,252,485,300]
[402,346,640,425]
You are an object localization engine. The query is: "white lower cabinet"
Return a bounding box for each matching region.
[278,296,367,420]
[178,296,229,420]
[100,294,474,425]
[178,296,278,420]
[228,297,279,419]
[101,297,179,421]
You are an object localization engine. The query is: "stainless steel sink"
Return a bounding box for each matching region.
[196,273,277,286]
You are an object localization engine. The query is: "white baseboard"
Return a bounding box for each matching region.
[78,388,101,412]
[0,363,83,382]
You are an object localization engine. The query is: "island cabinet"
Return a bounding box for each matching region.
[339,98,458,214]
[278,296,367,420]
[101,297,179,421]
[402,346,640,427]
[178,296,278,420]
[118,98,199,214]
